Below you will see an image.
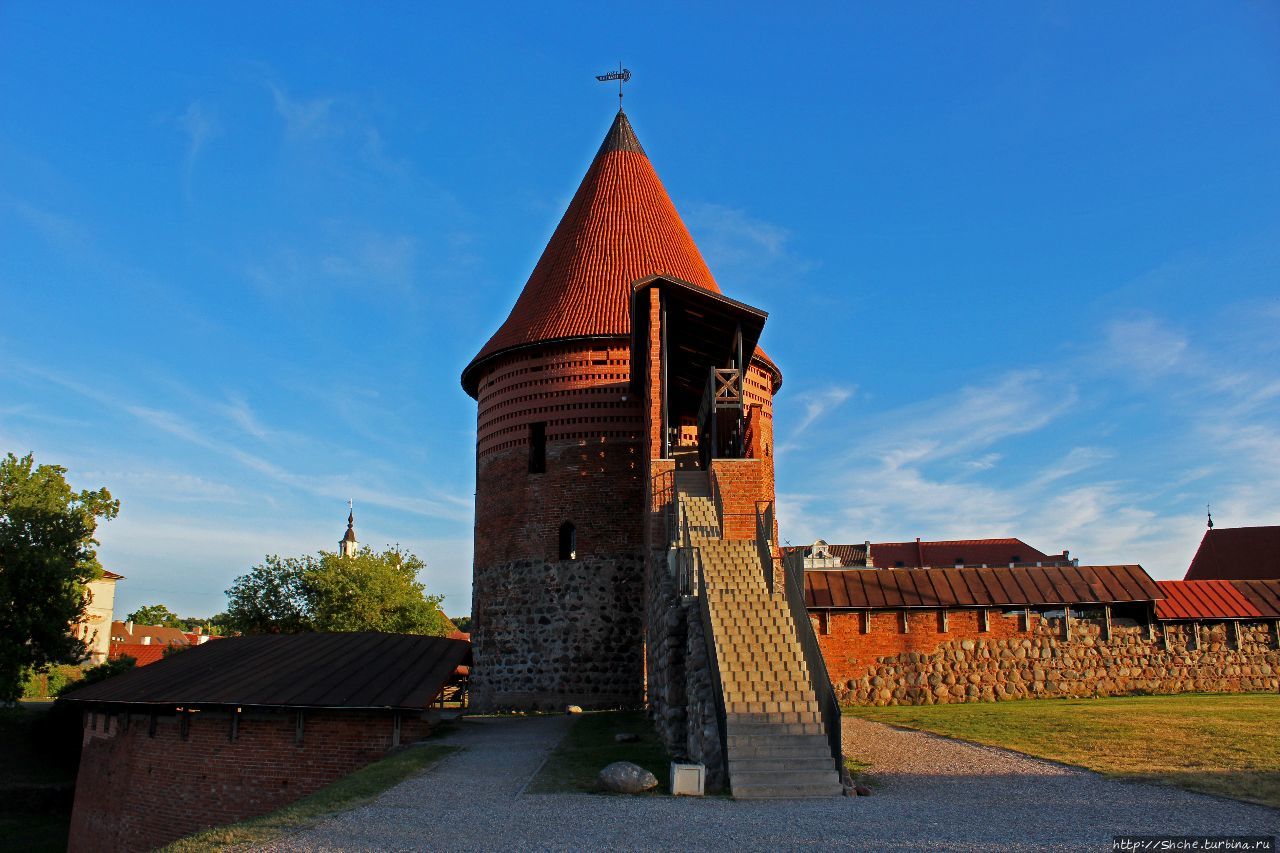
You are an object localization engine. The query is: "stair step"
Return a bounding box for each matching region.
[729,756,838,775]
[732,783,844,799]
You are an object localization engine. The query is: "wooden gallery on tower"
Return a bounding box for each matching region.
[462,111,845,796]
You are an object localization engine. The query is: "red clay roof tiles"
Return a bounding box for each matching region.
[462,111,779,396]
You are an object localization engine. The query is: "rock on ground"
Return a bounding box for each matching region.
[598,761,658,794]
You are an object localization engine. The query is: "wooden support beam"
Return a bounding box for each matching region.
[1232,620,1242,649]
[295,710,305,745]
[861,610,871,634]
[1102,604,1112,641]
[1023,608,1032,632]
[979,608,990,633]
[1064,606,1073,641]
[900,610,910,634]
[229,707,239,743]
[392,713,402,749]
[939,609,949,633]
[1189,621,1200,651]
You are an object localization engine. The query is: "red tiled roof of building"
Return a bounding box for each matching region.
[109,642,168,667]
[871,538,1061,569]
[1184,525,1280,581]
[110,621,190,647]
[1154,580,1262,620]
[462,111,780,396]
[101,570,124,580]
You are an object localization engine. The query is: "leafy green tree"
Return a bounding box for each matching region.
[126,603,181,627]
[59,655,135,695]
[225,555,311,634]
[451,615,472,633]
[224,546,450,636]
[0,452,119,703]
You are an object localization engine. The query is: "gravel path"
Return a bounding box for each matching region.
[268,714,1277,852]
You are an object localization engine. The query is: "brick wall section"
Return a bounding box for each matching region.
[709,459,769,541]
[68,708,432,853]
[470,341,648,710]
[814,609,1280,705]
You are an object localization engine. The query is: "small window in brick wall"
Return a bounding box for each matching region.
[529,422,546,474]
[558,521,576,561]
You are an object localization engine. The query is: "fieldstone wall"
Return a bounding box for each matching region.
[470,554,645,710]
[643,547,726,790]
[838,616,1280,706]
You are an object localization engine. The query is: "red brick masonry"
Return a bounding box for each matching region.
[68,708,432,853]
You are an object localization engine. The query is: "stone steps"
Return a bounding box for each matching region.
[675,477,841,800]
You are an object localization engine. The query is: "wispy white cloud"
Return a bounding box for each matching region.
[685,203,812,286]
[268,83,334,139]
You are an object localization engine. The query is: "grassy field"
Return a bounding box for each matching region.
[163,742,458,851]
[527,710,671,794]
[845,693,1280,808]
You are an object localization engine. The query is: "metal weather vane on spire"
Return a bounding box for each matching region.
[596,63,631,110]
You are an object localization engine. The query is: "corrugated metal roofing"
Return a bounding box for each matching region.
[1231,580,1280,618]
[61,632,470,710]
[461,110,780,397]
[804,565,1162,609]
[1184,526,1280,581]
[1154,580,1262,620]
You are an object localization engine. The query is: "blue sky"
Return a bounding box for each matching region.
[2,3,1278,619]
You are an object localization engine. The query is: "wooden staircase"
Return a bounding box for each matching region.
[675,472,843,799]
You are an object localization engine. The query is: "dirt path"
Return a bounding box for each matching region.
[267,714,1277,851]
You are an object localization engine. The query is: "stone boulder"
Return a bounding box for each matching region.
[598,761,658,794]
[565,705,583,715]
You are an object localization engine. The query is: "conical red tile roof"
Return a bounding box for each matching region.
[462,111,778,396]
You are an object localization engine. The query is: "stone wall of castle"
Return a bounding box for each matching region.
[470,554,645,710]
[817,608,1280,706]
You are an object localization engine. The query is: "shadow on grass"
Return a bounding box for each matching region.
[526,710,671,795]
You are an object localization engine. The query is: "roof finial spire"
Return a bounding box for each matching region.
[595,63,632,112]
[1207,503,1214,530]
[341,499,358,557]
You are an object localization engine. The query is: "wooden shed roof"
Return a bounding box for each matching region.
[60,632,470,710]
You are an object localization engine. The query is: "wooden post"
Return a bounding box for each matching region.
[939,609,949,633]
[900,610,910,634]
[229,708,239,742]
[1231,620,1242,649]
[979,608,990,633]
[1189,621,1200,651]
[392,713,402,749]
[1145,604,1156,642]
[1102,604,1112,641]
[1023,608,1032,632]
[1273,620,1280,649]
[1064,606,1073,641]
[861,610,871,634]
[295,711,305,744]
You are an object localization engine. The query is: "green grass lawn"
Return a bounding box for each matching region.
[162,742,458,851]
[845,693,1280,808]
[526,710,671,794]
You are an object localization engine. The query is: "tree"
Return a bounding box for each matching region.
[59,655,135,695]
[451,615,472,634]
[224,555,311,634]
[0,453,119,703]
[224,546,451,636]
[126,604,180,627]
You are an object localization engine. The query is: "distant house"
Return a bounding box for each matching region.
[62,631,471,852]
[75,570,124,664]
[1184,525,1280,581]
[108,620,218,667]
[784,537,1072,570]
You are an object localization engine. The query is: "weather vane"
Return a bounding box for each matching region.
[596,63,631,109]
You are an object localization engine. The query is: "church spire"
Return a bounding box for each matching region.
[340,499,358,557]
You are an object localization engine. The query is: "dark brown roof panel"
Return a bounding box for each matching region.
[60,633,471,710]
[1232,580,1280,618]
[804,565,1161,610]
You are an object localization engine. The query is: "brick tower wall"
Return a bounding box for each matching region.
[471,342,646,710]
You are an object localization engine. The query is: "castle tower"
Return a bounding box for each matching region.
[463,111,782,710]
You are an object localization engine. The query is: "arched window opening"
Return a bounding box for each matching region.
[558,522,577,561]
